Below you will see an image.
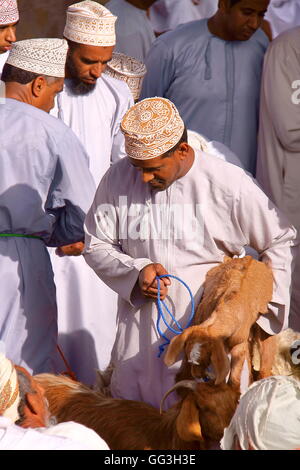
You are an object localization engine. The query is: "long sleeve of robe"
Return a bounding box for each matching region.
[140,19,269,175]
[84,149,297,408]
[0,98,95,375]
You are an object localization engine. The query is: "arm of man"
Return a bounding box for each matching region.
[232,173,298,335]
[140,38,175,100]
[262,37,300,153]
[84,169,170,305]
[45,128,95,247]
[260,37,300,223]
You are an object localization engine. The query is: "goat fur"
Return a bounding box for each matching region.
[34,373,239,450]
[164,256,273,388]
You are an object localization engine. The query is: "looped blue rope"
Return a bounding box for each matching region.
[156,275,195,358]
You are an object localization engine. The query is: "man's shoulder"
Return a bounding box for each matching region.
[103,157,134,187]
[267,26,300,54]
[100,73,132,99]
[154,19,208,49]
[4,99,70,139]
[249,27,269,51]
[196,149,248,194]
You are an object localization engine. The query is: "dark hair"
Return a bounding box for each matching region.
[162,127,188,158]
[65,39,80,51]
[1,63,57,85]
[229,0,242,6]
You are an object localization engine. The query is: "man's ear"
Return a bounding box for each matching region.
[177,142,189,158]
[31,76,47,98]
[219,0,230,13]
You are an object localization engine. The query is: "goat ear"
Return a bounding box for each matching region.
[164,331,188,367]
[176,394,203,442]
[211,340,230,385]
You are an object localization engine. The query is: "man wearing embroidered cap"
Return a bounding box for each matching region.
[0,0,18,72]
[84,97,297,409]
[141,0,271,176]
[50,1,133,385]
[0,38,95,375]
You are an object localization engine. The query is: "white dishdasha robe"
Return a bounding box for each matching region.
[84,149,297,408]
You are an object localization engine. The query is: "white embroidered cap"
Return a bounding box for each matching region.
[104,52,146,101]
[121,97,185,160]
[6,38,68,77]
[0,347,20,423]
[0,0,19,26]
[221,375,300,450]
[64,1,117,47]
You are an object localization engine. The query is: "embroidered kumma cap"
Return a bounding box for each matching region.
[0,0,19,25]
[64,0,117,47]
[6,38,68,77]
[104,52,146,101]
[121,97,185,160]
[0,347,20,423]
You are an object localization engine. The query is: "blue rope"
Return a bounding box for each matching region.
[156,275,195,358]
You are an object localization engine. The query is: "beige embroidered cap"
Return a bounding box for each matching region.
[64,1,117,47]
[6,38,68,77]
[0,345,20,423]
[104,52,147,101]
[0,0,19,25]
[121,97,185,160]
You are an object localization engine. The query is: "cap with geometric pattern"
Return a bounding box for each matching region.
[0,0,19,26]
[64,1,117,47]
[121,97,185,160]
[6,38,68,77]
[104,52,146,101]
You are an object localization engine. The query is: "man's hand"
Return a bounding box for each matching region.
[139,263,171,300]
[56,242,85,257]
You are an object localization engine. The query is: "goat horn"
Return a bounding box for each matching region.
[160,380,197,414]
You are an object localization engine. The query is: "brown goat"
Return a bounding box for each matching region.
[34,373,239,450]
[165,256,273,389]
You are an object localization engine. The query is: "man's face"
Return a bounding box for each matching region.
[66,43,114,95]
[37,77,64,113]
[0,21,18,53]
[129,151,182,191]
[222,0,269,41]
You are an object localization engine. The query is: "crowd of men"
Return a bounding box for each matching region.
[0,0,300,450]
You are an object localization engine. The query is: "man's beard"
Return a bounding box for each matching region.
[66,57,97,96]
[66,77,96,96]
